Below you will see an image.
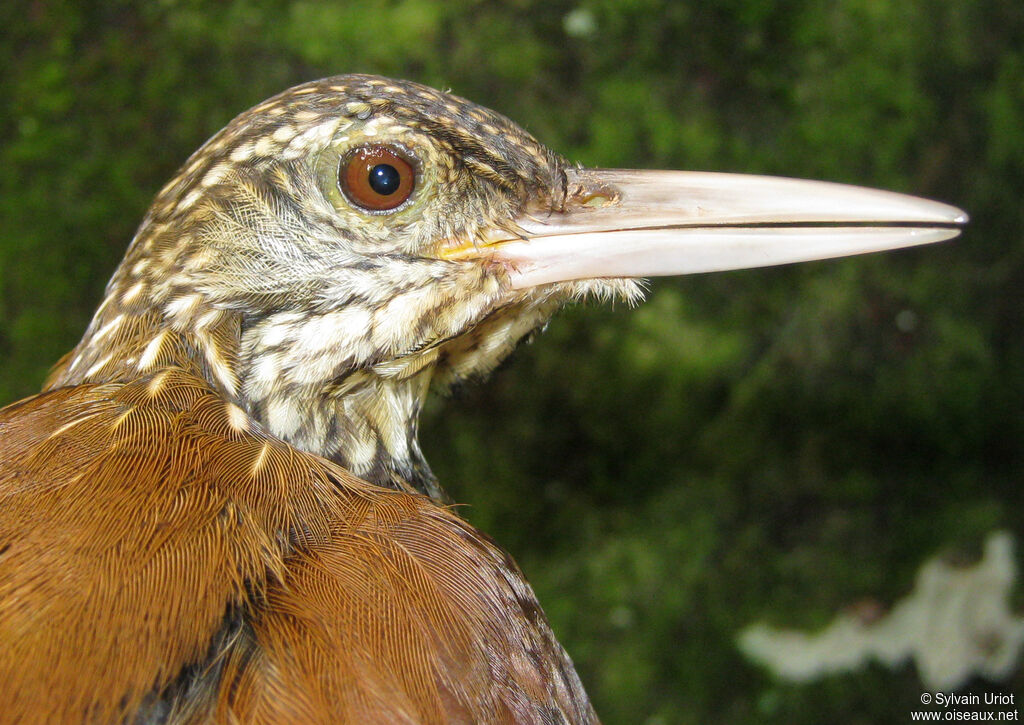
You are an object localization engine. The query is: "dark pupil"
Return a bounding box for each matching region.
[368,163,400,196]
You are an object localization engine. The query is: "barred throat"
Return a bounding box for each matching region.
[246,369,447,501]
[236,298,568,501]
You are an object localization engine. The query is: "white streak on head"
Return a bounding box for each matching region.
[248,353,282,401]
[200,163,232,188]
[290,350,349,386]
[47,413,97,440]
[85,354,113,379]
[291,307,374,363]
[91,314,125,345]
[374,385,414,463]
[184,155,205,177]
[121,281,147,304]
[91,293,115,318]
[253,136,279,157]
[271,125,296,144]
[288,118,343,153]
[111,409,133,430]
[165,293,204,326]
[181,246,216,274]
[230,143,255,163]
[194,309,222,332]
[253,311,305,349]
[138,330,168,371]
[345,427,378,472]
[176,188,202,213]
[372,288,431,353]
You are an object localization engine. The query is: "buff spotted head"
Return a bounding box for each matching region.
[50,74,966,500]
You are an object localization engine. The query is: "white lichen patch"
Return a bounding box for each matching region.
[738,531,1024,690]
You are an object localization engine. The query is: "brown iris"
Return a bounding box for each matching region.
[340,145,415,212]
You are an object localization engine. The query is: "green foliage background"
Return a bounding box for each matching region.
[1,1,1021,722]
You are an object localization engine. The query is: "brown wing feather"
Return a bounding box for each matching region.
[0,369,595,724]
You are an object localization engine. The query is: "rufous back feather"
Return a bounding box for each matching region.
[0,369,594,723]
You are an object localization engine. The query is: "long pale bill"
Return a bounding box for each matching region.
[458,169,968,289]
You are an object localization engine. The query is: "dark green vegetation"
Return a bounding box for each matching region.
[2,2,1021,722]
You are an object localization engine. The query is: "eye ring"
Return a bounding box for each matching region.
[339,145,416,212]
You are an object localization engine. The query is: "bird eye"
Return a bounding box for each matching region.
[339,146,415,212]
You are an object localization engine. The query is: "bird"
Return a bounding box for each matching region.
[0,74,966,723]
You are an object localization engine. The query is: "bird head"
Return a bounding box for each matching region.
[52,74,966,500]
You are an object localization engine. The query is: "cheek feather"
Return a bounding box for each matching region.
[251,311,303,348]
[290,307,377,371]
[372,287,437,353]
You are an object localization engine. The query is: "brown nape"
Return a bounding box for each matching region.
[3,74,600,723]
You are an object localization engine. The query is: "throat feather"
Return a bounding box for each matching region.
[246,369,442,500]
